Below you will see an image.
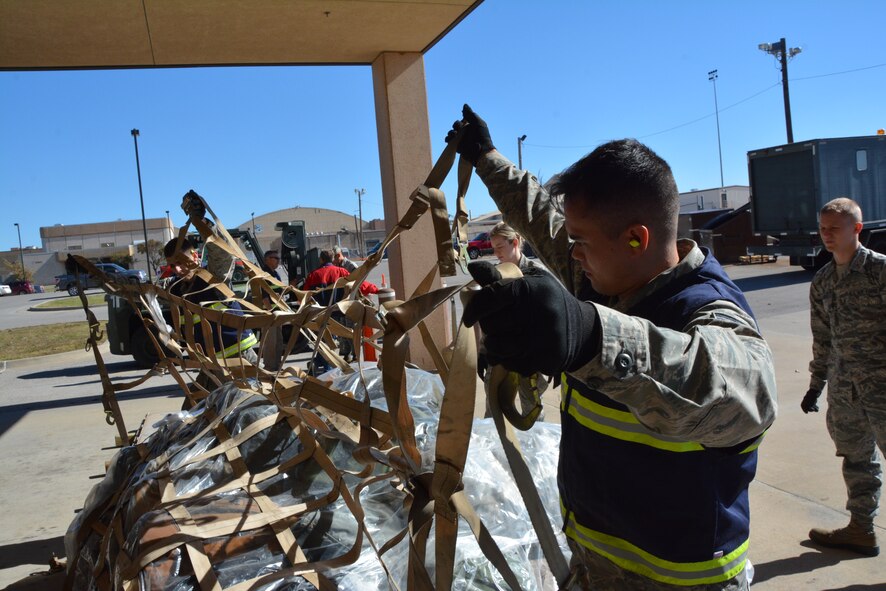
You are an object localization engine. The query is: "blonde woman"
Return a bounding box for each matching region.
[489,222,538,270]
[482,221,546,422]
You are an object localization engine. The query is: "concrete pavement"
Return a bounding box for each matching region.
[1,259,884,589]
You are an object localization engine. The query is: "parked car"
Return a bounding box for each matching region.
[55,272,101,295]
[8,280,36,295]
[0,284,12,296]
[463,232,537,260]
[55,262,147,295]
[467,232,493,260]
[96,262,148,284]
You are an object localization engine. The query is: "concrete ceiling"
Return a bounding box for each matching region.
[0,0,481,70]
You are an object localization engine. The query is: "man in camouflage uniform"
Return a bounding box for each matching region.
[450,106,777,590]
[802,197,885,557]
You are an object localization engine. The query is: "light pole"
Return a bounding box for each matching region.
[708,70,725,200]
[13,223,25,280]
[131,129,152,282]
[517,135,527,169]
[758,37,802,144]
[165,210,171,241]
[354,188,365,255]
[251,212,255,235]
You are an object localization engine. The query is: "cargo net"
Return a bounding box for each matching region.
[63,135,571,590]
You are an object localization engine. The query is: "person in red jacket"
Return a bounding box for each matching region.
[304,250,378,369]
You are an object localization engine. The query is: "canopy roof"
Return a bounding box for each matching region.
[0,0,480,70]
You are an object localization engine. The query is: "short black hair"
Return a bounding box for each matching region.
[549,139,679,240]
[319,249,333,263]
[163,236,196,259]
[264,249,280,259]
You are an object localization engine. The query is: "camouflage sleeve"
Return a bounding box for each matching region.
[569,300,778,448]
[474,151,575,287]
[807,275,830,392]
[203,241,235,281]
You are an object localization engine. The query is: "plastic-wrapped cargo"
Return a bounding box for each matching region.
[66,366,567,590]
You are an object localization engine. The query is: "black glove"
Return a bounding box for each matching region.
[445,104,495,165]
[801,389,821,413]
[463,261,600,376]
[477,351,489,381]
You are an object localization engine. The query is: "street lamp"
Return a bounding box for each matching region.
[131,129,153,282]
[517,135,527,169]
[251,212,255,235]
[708,70,725,199]
[758,37,802,143]
[13,223,25,280]
[354,188,365,255]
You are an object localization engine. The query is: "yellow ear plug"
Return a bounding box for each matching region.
[629,239,641,248]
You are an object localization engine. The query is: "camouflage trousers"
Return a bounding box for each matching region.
[565,539,749,591]
[826,382,886,526]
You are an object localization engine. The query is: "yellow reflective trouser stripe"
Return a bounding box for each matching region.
[185,302,255,358]
[563,382,705,452]
[219,333,258,359]
[561,504,748,586]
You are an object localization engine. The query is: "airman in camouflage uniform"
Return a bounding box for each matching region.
[449,106,777,590]
[803,197,885,557]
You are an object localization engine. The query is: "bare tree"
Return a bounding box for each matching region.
[136,240,165,275]
[2,257,32,282]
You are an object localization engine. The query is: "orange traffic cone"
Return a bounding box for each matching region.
[362,325,377,361]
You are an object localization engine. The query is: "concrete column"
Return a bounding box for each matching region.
[372,52,449,367]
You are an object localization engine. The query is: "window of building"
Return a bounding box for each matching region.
[101,242,115,247]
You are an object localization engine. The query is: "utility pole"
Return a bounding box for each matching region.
[131,129,152,283]
[517,135,527,169]
[708,69,725,203]
[13,223,25,280]
[354,188,365,255]
[758,37,801,143]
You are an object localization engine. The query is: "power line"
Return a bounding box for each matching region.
[524,82,780,149]
[523,61,886,149]
[792,61,886,81]
[638,82,782,140]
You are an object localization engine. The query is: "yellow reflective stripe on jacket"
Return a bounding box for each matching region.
[562,381,705,452]
[193,302,228,324]
[562,380,766,454]
[740,433,765,453]
[562,506,748,586]
[219,332,258,359]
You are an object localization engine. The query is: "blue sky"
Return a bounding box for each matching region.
[2,0,884,249]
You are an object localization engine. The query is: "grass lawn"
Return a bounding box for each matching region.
[33,294,106,309]
[0,321,107,360]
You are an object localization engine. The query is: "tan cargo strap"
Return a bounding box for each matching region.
[66,127,567,590]
[483,263,571,587]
